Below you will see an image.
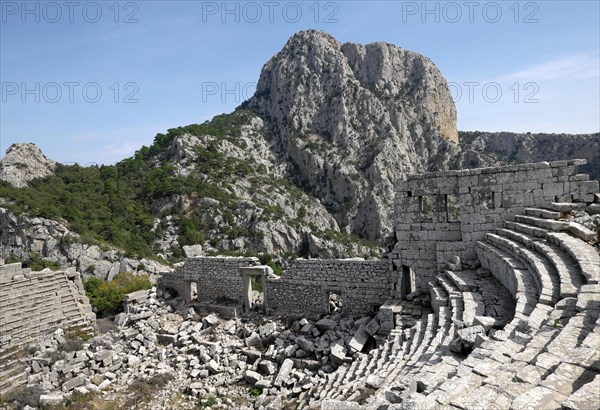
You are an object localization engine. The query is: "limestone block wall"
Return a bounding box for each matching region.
[0,261,95,350]
[160,257,259,303]
[157,268,190,299]
[266,259,393,315]
[390,159,599,292]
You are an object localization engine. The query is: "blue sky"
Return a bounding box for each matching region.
[1,0,599,164]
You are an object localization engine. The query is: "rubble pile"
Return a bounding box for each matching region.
[8,288,392,409]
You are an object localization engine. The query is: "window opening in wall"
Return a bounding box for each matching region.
[328,291,343,313]
[446,194,460,222]
[407,191,413,197]
[190,282,198,301]
[479,191,495,210]
[420,195,433,222]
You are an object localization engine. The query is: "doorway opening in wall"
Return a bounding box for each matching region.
[190,282,198,301]
[401,266,415,298]
[250,276,264,310]
[328,291,343,313]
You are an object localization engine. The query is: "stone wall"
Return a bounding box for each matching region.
[161,257,393,315]
[390,159,599,292]
[160,257,259,303]
[266,259,393,315]
[0,261,95,392]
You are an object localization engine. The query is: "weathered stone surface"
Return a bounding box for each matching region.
[62,375,86,392]
[348,326,370,353]
[39,394,64,405]
[274,359,294,387]
[316,318,337,331]
[296,336,315,353]
[321,399,361,409]
[245,370,262,385]
[0,143,56,188]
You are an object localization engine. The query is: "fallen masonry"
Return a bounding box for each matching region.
[0,159,599,409]
[3,287,394,409]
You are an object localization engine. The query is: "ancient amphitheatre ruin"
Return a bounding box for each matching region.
[1,158,599,409]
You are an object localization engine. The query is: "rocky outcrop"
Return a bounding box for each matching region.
[0,143,56,188]
[0,208,170,279]
[149,117,378,258]
[457,131,600,180]
[248,30,460,242]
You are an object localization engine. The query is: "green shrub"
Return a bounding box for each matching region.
[3,253,22,264]
[258,254,282,276]
[84,272,151,318]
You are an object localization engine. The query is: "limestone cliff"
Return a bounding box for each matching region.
[0,143,56,188]
[248,30,459,241]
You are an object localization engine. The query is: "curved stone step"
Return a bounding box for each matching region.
[505,220,548,238]
[486,232,559,306]
[428,281,448,314]
[531,241,584,298]
[400,314,441,377]
[475,242,536,315]
[546,232,600,284]
[436,274,463,328]
[525,207,562,219]
[515,214,572,231]
[496,227,585,298]
[515,214,597,242]
[561,374,600,410]
[547,202,588,213]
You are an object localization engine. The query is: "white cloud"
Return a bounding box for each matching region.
[498,53,600,82]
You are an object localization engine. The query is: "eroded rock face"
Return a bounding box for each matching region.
[249,30,459,241]
[0,207,170,279]
[0,143,56,188]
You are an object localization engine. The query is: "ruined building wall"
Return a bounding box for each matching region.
[161,257,393,315]
[266,259,393,315]
[159,257,259,303]
[390,159,599,292]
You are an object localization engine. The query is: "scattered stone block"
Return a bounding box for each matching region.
[348,325,370,353]
[316,318,337,331]
[245,370,262,385]
[274,359,294,387]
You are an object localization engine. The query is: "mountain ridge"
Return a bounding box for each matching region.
[0,30,598,274]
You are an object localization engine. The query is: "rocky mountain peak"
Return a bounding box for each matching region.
[248,30,459,241]
[0,143,56,188]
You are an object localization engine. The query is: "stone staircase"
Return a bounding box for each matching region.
[0,262,95,394]
[315,200,599,409]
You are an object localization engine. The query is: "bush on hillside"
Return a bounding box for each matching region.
[84,272,151,318]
